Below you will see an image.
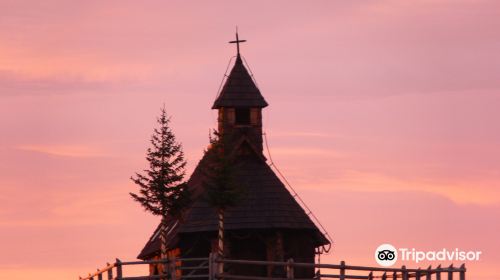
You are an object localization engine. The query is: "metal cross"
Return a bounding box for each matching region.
[229,29,246,56]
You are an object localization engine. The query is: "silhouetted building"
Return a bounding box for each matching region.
[138,37,330,278]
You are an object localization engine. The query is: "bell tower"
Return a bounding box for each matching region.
[212,32,268,154]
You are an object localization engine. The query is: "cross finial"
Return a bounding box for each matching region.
[229,27,246,57]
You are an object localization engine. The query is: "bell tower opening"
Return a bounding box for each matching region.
[235,108,251,125]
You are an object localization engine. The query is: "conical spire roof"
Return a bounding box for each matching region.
[212,55,268,109]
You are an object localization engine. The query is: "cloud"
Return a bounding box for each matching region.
[256,0,500,98]
[15,144,109,158]
[0,268,79,280]
[0,70,148,97]
[299,188,500,280]
[0,182,142,228]
[269,147,342,158]
[266,131,339,139]
[289,168,500,205]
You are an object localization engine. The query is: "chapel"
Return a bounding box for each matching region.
[137,33,331,278]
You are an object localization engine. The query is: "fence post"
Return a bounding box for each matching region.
[416,268,421,280]
[115,258,123,280]
[97,269,103,280]
[459,264,466,280]
[392,271,397,280]
[426,266,432,280]
[382,272,387,280]
[436,265,441,280]
[368,272,373,280]
[402,266,408,280]
[286,258,294,280]
[89,273,94,280]
[339,261,345,280]
[448,265,454,280]
[106,263,113,280]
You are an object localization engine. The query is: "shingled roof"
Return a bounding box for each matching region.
[138,143,329,260]
[138,218,179,260]
[212,55,268,109]
[180,157,320,233]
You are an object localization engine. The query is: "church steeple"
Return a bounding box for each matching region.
[212,32,268,154]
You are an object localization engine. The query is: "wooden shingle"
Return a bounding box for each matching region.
[212,56,268,109]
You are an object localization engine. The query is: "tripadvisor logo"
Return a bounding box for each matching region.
[375,244,398,267]
[375,244,482,267]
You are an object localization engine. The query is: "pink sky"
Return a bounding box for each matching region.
[1,1,499,279]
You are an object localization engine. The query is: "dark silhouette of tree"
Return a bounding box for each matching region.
[202,130,244,262]
[130,106,189,275]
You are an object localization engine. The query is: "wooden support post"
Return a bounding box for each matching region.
[208,252,215,280]
[382,272,387,280]
[416,268,421,280]
[170,256,177,280]
[402,266,408,280]
[368,272,373,280]
[218,209,224,257]
[459,264,466,280]
[214,252,224,280]
[106,263,113,280]
[392,271,397,280]
[97,269,103,280]
[426,266,432,280]
[286,258,294,280]
[448,265,454,280]
[89,273,94,280]
[115,258,123,280]
[339,261,345,280]
[217,252,224,278]
[436,265,442,280]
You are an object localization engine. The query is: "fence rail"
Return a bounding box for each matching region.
[80,255,466,280]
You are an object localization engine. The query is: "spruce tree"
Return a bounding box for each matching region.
[130,106,189,275]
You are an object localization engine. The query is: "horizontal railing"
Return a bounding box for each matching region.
[80,257,209,280]
[80,255,465,280]
[217,258,465,280]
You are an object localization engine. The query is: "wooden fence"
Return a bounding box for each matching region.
[80,255,466,280]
